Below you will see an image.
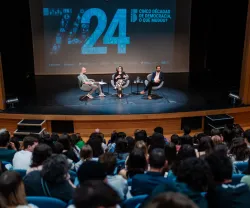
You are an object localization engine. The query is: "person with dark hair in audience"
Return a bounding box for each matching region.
[244,129,250,149]
[233,124,244,138]
[114,138,129,160]
[131,148,168,196]
[0,161,7,175]
[0,171,38,208]
[71,133,85,150]
[107,131,118,153]
[53,141,64,154]
[119,148,147,179]
[229,137,250,163]
[197,136,214,158]
[154,127,168,143]
[50,132,59,142]
[179,126,193,145]
[0,129,16,162]
[12,136,38,170]
[170,144,196,180]
[9,136,21,151]
[171,134,181,151]
[164,142,177,171]
[144,158,211,208]
[222,126,234,147]
[240,156,250,188]
[135,130,147,143]
[99,152,128,200]
[87,135,104,159]
[126,136,135,153]
[148,133,166,153]
[70,180,121,208]
[205,153,250,208]
[144,192,198,208]
[75,144,94,171]
[58,134,79,163]
[77,160,107,185]
[26,144,52,174]
[24,154,75,202]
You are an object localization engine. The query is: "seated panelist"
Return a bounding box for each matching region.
[113,66,128,99]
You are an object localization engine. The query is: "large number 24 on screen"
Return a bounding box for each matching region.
[81,8,130,54]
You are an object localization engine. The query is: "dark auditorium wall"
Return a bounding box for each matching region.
[0,0,36,103]
[189,0,249,93]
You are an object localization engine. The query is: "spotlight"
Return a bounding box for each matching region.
[228,93,241,106]
[6,97,19,108]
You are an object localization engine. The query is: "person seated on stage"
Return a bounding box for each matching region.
[113,66,128,99]
[79,67,105,99]
[140,65,164,100]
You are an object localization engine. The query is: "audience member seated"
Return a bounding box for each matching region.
[114,138,130,160]
[119,148,147,179]
[0,171,38,208]
[0,129,16,162]
[144,192,198,208]
[99,152,128,200]
[241,156,250,188]
[107,131,118,153]
[131,148,168,196]
[148,133,166,154]
[12,136,38,170]
[154,126,168,143]
[87,134,105,160]
[71,133,85,150]
[58,134,79,163]
[126,136,135,153]
[0,161,7,175]
[144,158,212,208]
[74,144,94,171]
[205,152,250,208]
[171,134,181,152]
[26,144,52,174]
[179,126,193,142]
[24,154,74,202]
[9,136,21,151]
[197,136,214,158]
[69,180,121,208]
[229,137,250,163]
[244,129,250,149]
[134,130,148,143]
[77,160,107,185]
[164,142,177,172]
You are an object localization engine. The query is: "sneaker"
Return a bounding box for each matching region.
[99,93,106,97]
[148,95,152,100]
[140,91,145,95]
[87,94,93,99]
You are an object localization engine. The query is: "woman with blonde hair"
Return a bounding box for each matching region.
[0,171,37,208]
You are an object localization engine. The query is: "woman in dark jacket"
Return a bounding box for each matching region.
[113,66,128,98]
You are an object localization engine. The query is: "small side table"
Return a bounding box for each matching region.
[131,80,144,95]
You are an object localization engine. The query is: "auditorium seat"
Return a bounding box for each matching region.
[26,196,67,208]
[234,162,248,173]
[122,194,148,208]
[231,174,245,185]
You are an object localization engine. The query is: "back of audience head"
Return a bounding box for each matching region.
[233,124,244,138]
[135,140,148,158]
[145,192,198,208]
[80,144,93,161]
[198,136,214,155]
[117,132,126,139]
[126,136,135,153]
[180,134,193,146]
[73,180,121,208]
[58,134,72,150]
[135,130,147,143]
[177,157,212,192]
[211,135,223,145]
[0,171,27,207]
[229,137,250,161]
[0,129,10,147]
[211,129,221,137]
[183,126,191,135]
[164,142,177,167]
[222,126,234,145]
[193,133,207,144]
[41,154,69,184]
[50,132,59,142]
[70,133,81,146]
[171,134,180,145]
[77,161,107,184]
[87,136,104,158]
[172,144,196,175]
[205,153,232,183]
[53,141,64,154]
[30,144,52,168]
[115,138,128,153]
[9,137,20,151]
[126,148,147,177]
[214,143,228,157]
[22,136,38,152]
[149,148,166,171]
[110,131,118,144]
[154,127,164,135]
[99,152,117,175]
[149,132,166,153]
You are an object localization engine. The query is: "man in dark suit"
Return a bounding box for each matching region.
[131,148,168,196]
[140,65,164,99]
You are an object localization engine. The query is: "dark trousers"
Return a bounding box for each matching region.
[144,81,160,95]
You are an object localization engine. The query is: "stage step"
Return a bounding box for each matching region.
[14,119,46,139]
[204,114,234,134]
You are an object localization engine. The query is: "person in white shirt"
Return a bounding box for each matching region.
[12,136,38,170]
[140,65,164,100]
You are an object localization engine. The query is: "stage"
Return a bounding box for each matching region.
[1,74,242,115]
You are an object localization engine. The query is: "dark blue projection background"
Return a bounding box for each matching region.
[40,0,186,74]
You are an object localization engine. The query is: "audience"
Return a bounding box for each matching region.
[0,171,38,208]
[12,136,38,170]
[0,129,16,162]
[99,152,128,200]
[241,156,250,188]
[131,148,167,196]
[74,144,94,171]
[229,137,250,163]
[24,154,74,202]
